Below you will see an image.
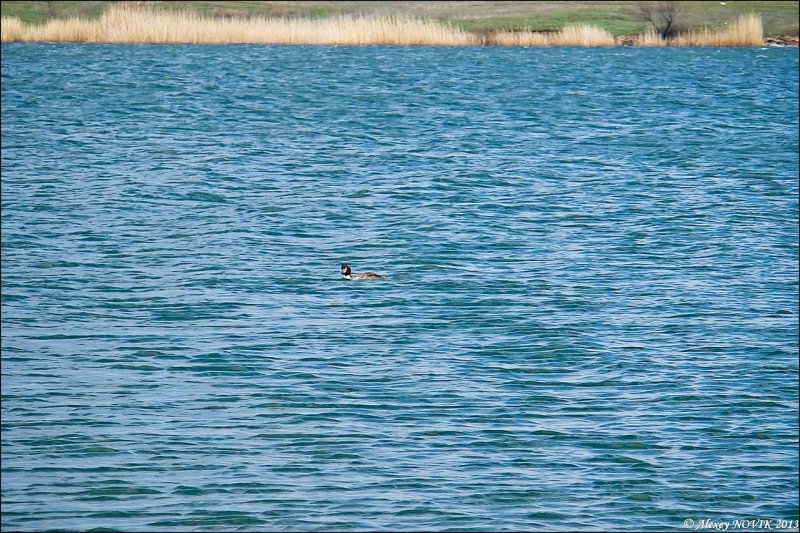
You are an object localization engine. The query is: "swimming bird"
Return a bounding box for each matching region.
[341,263,384,280]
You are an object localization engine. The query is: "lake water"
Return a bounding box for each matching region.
[1,43,798,532]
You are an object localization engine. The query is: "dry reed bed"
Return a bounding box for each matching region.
[0,5,478,45]
[491,24,615,47]
[1,6,766,47]
[672,13,764,47]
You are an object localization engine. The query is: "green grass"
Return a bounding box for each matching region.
[2,1,798,36]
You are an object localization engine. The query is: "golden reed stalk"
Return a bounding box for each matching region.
[1,5,765,47]
[0,4,477,45]
[491,24,615,47]
[672,13,764,47]
[634,29,670,47]
[635,13,764,47]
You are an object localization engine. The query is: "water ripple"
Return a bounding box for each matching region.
[2,44,798,531]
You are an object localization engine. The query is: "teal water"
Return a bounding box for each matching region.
[1,44,798,532]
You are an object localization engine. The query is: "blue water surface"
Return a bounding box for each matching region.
[2,43,798,532]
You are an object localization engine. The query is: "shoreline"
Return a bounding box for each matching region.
[763,35,800,47]
[1,6,797,48]
[4,39,797,48]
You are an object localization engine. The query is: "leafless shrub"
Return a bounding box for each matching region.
[637,1,682,40]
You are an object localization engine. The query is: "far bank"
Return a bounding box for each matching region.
[1,5,793,47]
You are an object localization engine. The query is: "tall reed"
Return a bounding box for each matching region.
[0,3,478,46]
[635,28,670,47]
[490,30,552,47]
[550,24,616,47]
[491,24,615,47]
[1,16,25,42]
[673,13,763,47]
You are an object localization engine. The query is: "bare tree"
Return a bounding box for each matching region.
[638,1,682,39]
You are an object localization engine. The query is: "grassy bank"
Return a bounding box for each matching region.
[0,3,779,47]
